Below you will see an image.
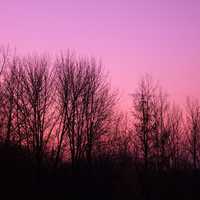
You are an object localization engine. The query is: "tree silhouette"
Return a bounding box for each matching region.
[132,74,157,170]
[54,54,115,169]
[12,56,56,171]
[167,104,183,169]
[0,47,198,199]
[186,98,200,169]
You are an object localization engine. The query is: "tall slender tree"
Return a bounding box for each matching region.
[132,75,156,170]
[186,98,200,169]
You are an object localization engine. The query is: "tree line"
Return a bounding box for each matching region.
[0,47,199,173]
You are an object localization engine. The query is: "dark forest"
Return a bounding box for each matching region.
[0,48,199,200]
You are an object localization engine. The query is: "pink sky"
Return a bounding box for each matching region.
[0,0,200,110]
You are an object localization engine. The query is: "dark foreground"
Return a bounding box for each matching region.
[0,144,200,200]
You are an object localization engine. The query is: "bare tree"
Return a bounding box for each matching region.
[150,88,171,170]
[0,46,8,76]
[15,56,55,168]
[0,46,9,140]
[54,54,87,168]
[166,104,183,169]
[186,98,200,169]
[1,57,19,144]
[132,74,156,170]
[55,54,115,169]
[82,59,116,166]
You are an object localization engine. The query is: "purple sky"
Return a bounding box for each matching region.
[1,0,200,110]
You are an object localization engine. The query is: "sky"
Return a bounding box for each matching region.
[0,0,200,111]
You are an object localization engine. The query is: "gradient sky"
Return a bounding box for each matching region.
[1,0,200,110]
